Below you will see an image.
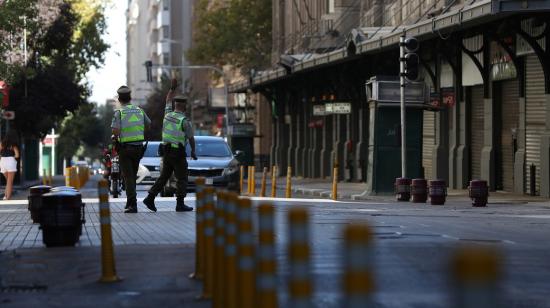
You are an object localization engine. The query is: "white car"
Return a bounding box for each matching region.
[137,142,162,184]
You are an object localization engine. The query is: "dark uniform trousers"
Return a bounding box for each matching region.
[119,144,143,203]
[149,146,188,199]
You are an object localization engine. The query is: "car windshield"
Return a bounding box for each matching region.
[144,143,160,157]
[186,139,232,157]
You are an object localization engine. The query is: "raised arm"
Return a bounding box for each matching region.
[164,78,179,114]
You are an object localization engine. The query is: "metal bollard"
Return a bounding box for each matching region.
[190,177,206,280]
[285,166,292,198]
[271,166,277,198]
[250,166,256,196]
[65,167,71,186]
[237,197,256,308]
[257,203,278,308]
[213,191,227,308]
[199,187,216,299]
[98,179,121,283]
[247,166,252,195]
[343,223,375,307]
[260,167,268,197]
[451,246,501,308]
[224,192,239,308]
[288,208,311,307]
[240,166,245,195]
[332,166,339,200]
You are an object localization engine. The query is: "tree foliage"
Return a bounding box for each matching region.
[186,0,272,72]
[57,102,105,160]
[142,75,172,141]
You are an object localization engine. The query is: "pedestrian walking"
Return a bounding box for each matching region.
[0,131,20,200]
[111,85,150,213]
[143,79,197,212]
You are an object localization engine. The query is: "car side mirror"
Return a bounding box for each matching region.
[234,150,244,159]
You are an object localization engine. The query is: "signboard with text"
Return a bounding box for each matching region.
[313,105,326,116]
[324,102,351,114]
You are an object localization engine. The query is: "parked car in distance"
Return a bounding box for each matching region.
[162,136,242,196]
[137,141,161,184]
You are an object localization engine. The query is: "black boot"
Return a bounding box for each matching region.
[124,199,137,213]
[143,194,157,212]
[175,198,193,212]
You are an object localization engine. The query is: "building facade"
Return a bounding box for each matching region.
[231,0,550,196]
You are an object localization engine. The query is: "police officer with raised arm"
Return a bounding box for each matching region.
[143,79,197,212]
[111,86,151,213]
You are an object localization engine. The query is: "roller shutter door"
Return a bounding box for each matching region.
[470,86,484,180]
[422,111,435,179]
[499,80,519,192]
[525,55,545,194]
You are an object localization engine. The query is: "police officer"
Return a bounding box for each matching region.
[111,85,151,213]
[143,92,197,212]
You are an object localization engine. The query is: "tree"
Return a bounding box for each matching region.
[142,75,172,141]
[186,0,272,72]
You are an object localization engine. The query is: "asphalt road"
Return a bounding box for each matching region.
[2,183,550,307]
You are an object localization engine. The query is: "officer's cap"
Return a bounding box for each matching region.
[117,86,131,95]
[174,95,188,103]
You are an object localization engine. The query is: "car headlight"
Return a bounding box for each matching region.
[222,164,239,176]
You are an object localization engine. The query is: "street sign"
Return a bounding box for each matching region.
[313,104,326,116]
[331,102,351,114]
[1,110,14,120]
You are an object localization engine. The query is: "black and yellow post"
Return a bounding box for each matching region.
[271,166,277,198]
[224,192,239,308]
[288,208,311,307]
[343,223,375,307]
[190,177,206,280]
[98,179,121,283]
[213,191,227,308]
[260,167,268,197]
[285,166,292,198]
[237,197,256,308]
[199,187,216,299]
[257,203,278,308]
[451,246,501,308]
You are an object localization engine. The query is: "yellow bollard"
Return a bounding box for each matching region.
[69,167,79,189]
[343,223,375,307]
[98,179,121,283]
[332,166,339,200]
[190,177,206,280]
[250,166,256,196]
[451,246,500,308]
[271,166,277,198]
[285,166,292,198]
[199,187,216,299]
[213,191,227,308]
[237,197,256,308]
[48,169,53,186]
[42,169,47,185]
[260,167,268,197]
[65,167,71,186]
[239,166,245,195]
[224,192,239,308]
[247,166,253,195]
[257,203,278,308]
[288,208,311,307]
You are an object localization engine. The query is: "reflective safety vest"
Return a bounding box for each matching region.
[162,111,187,147]
[118,104,145,143]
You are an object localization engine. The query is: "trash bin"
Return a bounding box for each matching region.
[50,186,77,192]
[39,191,86,247]
[28,185,52,223]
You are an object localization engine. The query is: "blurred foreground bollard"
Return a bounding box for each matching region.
[224,192,239,308]
[190,177,206,280]
[257,203,278,308]
[395,178,411,201]
[260,167,268,197]
[213,191,227,308]
[42,169,47,185]
[237,197,256,308]
[451,246,501,308]
[288,208,311,308]
[240,166,245,195]
[98,179,121,282]
[429,179,447,205]
[286,166,292,198]
[271,166,278,198]
[343,223,375,307]
[332,165,338,200]
[65,167,72,186]
[468,180,489,207]
[199,187,215,299]
[411,179,428,203]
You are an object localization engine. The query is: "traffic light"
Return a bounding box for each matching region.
[145,60,153,82]
[400,37,419,81]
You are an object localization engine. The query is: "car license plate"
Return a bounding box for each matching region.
[205,178,213,185]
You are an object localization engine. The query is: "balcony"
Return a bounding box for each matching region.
[156,10,169,27]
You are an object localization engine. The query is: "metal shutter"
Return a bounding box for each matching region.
[470,85,484,180]
[525,55,545,194]
[422,111,435,179]
[499,80,519,192]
